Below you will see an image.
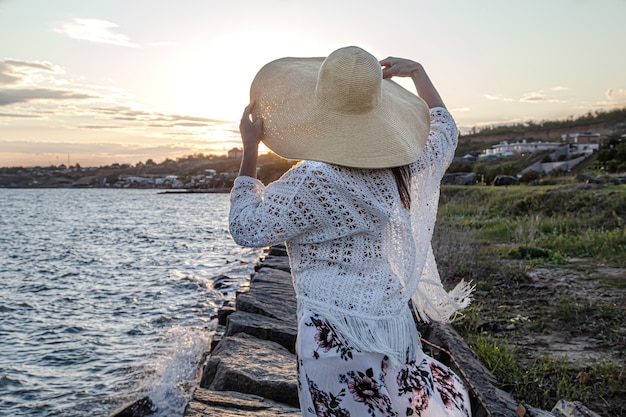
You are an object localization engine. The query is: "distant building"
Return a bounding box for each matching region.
[563,132,601,147]
[480,139,561,158]
[563,132,602,151]
[228,148,243,159]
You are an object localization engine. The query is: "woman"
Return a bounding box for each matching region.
[230,46,473,417]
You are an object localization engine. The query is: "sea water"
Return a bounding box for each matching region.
[0,189,262,416]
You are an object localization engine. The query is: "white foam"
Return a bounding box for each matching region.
[146,325,214,417]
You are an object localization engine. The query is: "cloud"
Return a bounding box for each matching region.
[520,91,549,102]
[485,88,569,104]
[53,18,138,48]
[519,90,565,103]
[0,59,61,86]
[0,88,96,106]
[605,88,626,99]
[484,94,514,102]
[0,111,39,118]
[0,59,230,129]
[86,105,230,127]
[0,57,240,166]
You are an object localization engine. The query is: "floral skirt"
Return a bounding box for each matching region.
[296,308,471,417]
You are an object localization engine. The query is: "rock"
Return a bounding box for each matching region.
[235,269,297,325]
[184,389,300,416]
[595,174,618,185]
[575,171,594,183]
[267,245,288,257]
[551,400,601,417]
[250,266,293,286]
[110,396,155,417]
[199,333,298,407]
[213,274,235,289]
[493,175,519,186]
[225,310,297,353]
[217,305,236,326]
[443,172,479,185]
[257,256,292,272]
[460,172,479,185]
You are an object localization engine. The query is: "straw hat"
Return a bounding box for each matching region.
[250,46,430,169]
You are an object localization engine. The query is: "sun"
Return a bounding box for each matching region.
[169,38,266,122]
[169,35,324,122]
[170,54,247,122]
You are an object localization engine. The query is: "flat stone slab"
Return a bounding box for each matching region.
[185,389,300,417]
[236,269,296,325]
[250,266,293,286]
[256,256,291,272]
[225,310,297,353]
[200,333,298,407]
[266,246,288,257]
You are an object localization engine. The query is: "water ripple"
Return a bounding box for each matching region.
[0,189,261,416]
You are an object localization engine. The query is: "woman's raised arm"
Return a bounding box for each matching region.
[380,57,446,109]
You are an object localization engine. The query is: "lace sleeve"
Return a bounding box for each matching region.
[414,107,459,178]
[228,165,314,248]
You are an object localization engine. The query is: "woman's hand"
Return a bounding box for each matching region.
[239,100,264,150]
[238,101,263,178]
[379,57,445,109]
[380,57,423,79]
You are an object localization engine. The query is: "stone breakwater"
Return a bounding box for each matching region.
[114,245,604,417]
[182,245,521,417]
[185,245,300,417]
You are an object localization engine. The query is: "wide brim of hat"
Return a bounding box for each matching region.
[250,56,430,169]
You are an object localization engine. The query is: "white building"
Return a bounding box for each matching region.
[481,139,562,158]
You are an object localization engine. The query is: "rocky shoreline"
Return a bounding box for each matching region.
[183,245,522,417]
[112,245,603,417]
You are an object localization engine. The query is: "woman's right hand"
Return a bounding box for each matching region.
[237,101,263,178]
[239,100,264,150]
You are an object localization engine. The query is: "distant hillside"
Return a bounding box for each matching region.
[457,107,626,155]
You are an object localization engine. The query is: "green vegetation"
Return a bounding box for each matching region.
[438,185,626,265]
[595,134,626,173]
[434,183,626,416]
[463,331,625,412]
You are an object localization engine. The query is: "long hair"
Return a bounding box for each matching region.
[391,165,411,209]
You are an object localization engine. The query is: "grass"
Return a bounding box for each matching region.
[434,181,626,416]
[464,333,626,412]
[438,184,626,266]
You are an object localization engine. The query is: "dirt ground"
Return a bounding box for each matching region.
[460,259,626,415]
[471,260,625,357]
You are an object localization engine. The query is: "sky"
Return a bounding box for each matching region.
[0,0,625,167]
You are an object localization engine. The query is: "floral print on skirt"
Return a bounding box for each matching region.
[296,308,471,417]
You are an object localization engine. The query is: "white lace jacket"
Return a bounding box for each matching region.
[229,107,472,364]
